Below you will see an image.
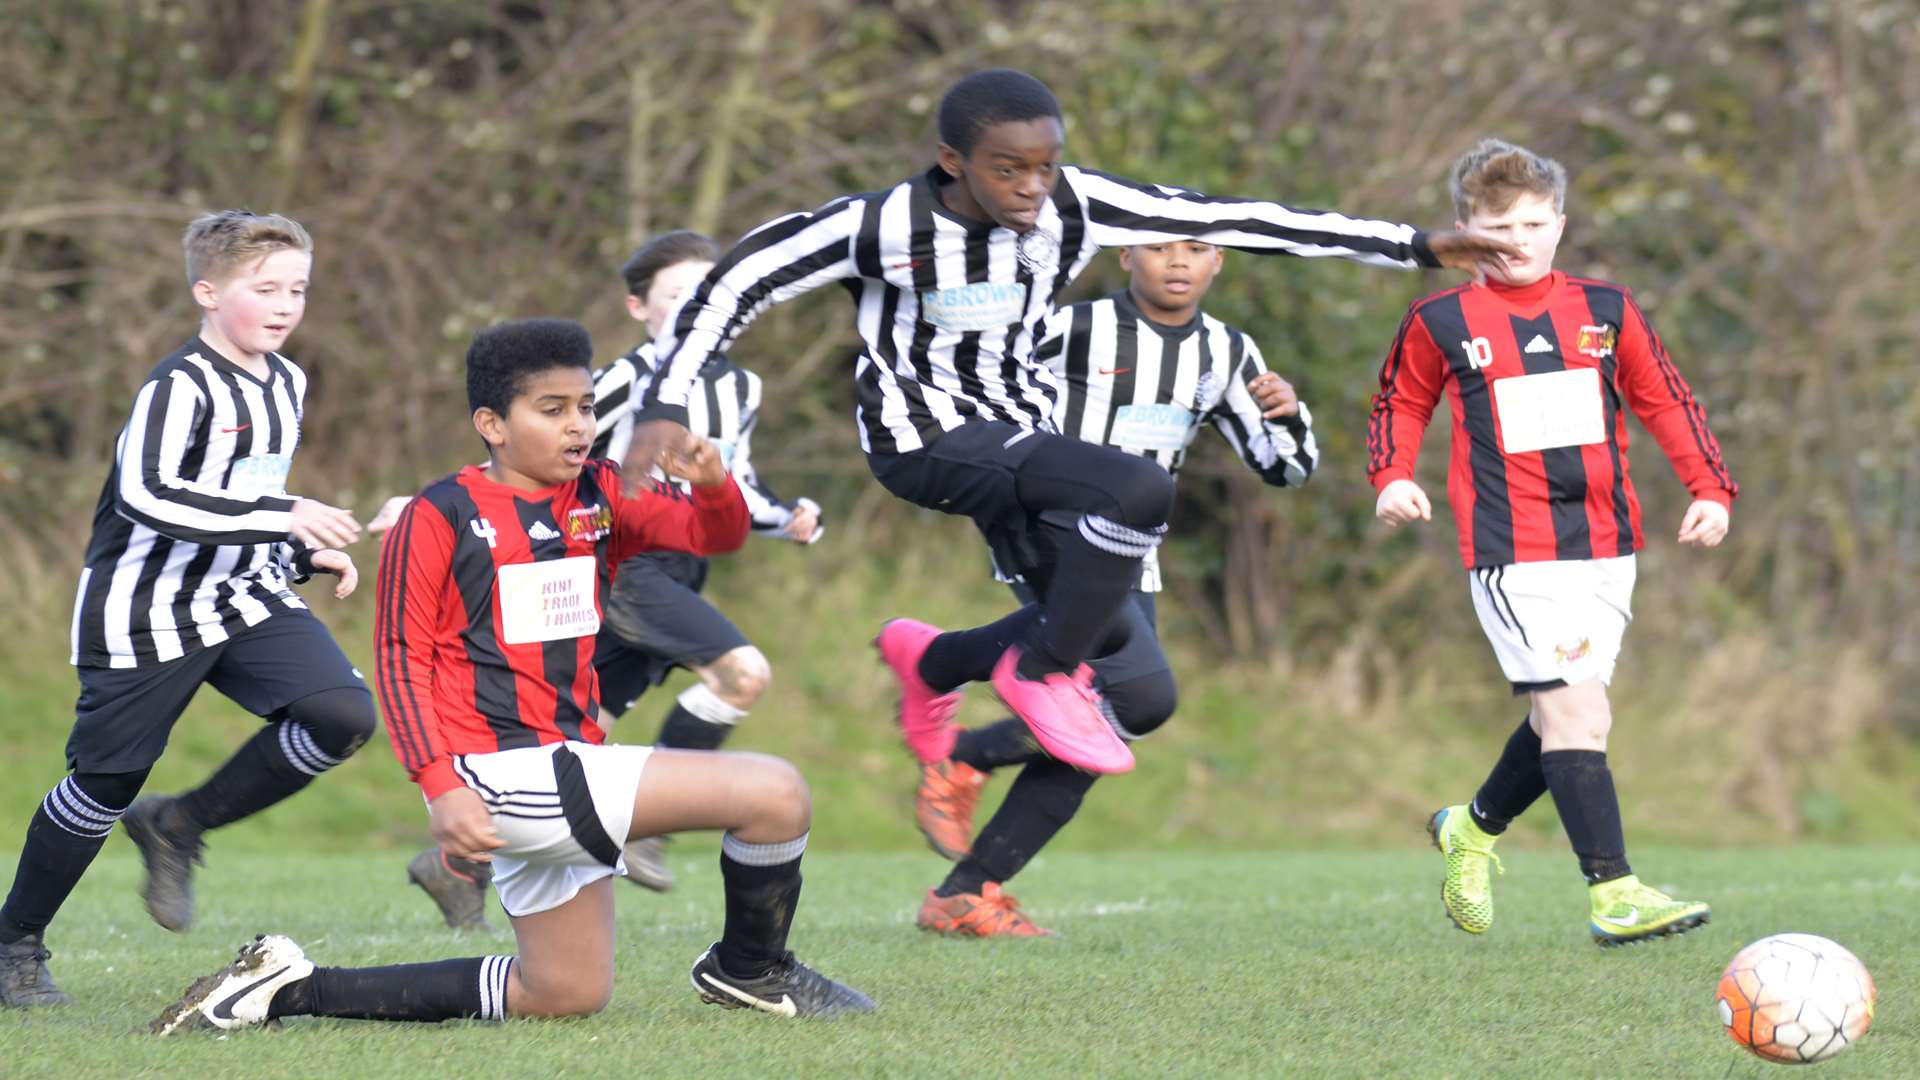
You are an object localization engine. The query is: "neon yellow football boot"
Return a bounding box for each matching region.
[1588,874,1710,946]
[1426,804,1503,934]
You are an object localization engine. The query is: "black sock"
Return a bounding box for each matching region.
[269,956,514,1022]
[717,834,806,979]
[1469,716,1547,835]
[952,718,1040,771]
[1,771,147,939]
[176,722,320,832]
[938,759,1094,897]
[1541,749,1632,883]
[918,606,1044,693]
[655,704,732,751]
[1017,531,1140,678]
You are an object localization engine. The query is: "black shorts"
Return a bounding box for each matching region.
[67,608,366,774]
[594,551,749,716]
[1008,581,1169,689]
[867,421,1054,578]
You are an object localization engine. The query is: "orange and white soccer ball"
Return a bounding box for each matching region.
[1717,933,1876,1064]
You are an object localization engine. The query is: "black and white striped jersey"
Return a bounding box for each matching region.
[1015,289,1316,592]
[70,337,312,669]
[592,342,800,536]
[644,164,1437,456]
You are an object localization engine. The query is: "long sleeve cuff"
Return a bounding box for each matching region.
[416,759,464,801]
[1410,231,1440,269]
[1371,466,1416,491]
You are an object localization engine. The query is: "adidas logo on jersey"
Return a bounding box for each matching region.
[1523,334,1554,354]
[527,521,562,541]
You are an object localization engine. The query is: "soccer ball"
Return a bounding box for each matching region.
[1717,933,1876,1064]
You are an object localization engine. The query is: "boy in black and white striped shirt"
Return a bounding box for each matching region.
[911,238,1315,933]
[0,211,374,1008]
[632,70,1511,784]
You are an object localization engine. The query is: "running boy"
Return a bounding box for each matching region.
[906,239,1316,936]
[150,318,868,1032]
[1365,139,1735,946]
[1,210,372,1008]
[633,68,1516,780]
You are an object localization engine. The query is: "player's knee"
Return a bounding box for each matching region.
[1105,669,1178,740]
[740,754,810,837]
[707,646,771,710]
[1101,453,1175,527]
[283,686,378,760]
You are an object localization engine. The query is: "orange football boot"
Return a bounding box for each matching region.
[916,883,1058,938]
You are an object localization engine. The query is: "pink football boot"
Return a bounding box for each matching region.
[990,647,1134,774]
[874,619,964,763]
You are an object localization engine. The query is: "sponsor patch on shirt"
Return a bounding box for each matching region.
[1109,403,1194,452]
[1492,368,1606,454]
[497,555,599,645]
[921,281,1028,333]
[227,453,292,497]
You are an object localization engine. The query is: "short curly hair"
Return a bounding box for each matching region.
[1449,138,1567,221]
[465,318,594,415]
[937,68,1062,157]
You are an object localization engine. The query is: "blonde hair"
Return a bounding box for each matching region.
[182,209,312,289]
[1449,138,1567,221]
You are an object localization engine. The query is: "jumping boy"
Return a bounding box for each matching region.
[0,210,372,1008]
[1366,138,1735,946]
[394,231,826,923]
[150,318,868,1032]
[630,68,1518,784]
[905,239,1316,935]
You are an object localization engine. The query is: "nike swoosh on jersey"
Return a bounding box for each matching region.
[220,424,251,434]
[209,965,291,1021]
[1593,906,1641,928]
[700,972,798,1017]
[1098,367,1132,375]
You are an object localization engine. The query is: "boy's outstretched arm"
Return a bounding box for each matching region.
[604,454,750,564]
[1067,166,1519,275]
[636,199,864,432]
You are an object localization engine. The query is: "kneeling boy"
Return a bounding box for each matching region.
[152,318,870,1032]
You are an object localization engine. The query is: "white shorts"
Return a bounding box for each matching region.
[1467,555,1636,693]
[449,741,653,917]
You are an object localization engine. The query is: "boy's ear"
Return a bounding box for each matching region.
[1117,247,1135,273]
[935,142,964,179]
[473,406,508,449]
[624,294,647,323]
[191,279,220,311]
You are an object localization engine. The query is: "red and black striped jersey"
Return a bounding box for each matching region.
[1367,271,1735,568]
[374,460,748,798]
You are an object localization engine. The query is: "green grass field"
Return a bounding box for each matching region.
[1,843,1910,1078]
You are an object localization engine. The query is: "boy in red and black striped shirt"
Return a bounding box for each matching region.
[152,319,870,1035]
[1367,139,1735,947]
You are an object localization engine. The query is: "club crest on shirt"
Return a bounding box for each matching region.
[1016,226,1061,274]
[1577,324,1617,359]
[566,503,612,542]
